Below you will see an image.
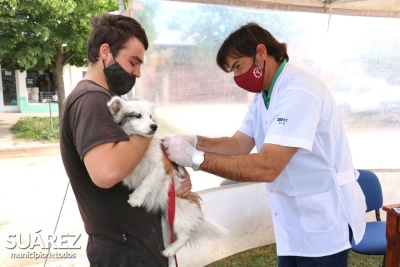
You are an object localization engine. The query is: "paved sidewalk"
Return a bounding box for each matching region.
[0,112,59,151]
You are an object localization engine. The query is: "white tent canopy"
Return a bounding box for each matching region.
[167,0,400,18]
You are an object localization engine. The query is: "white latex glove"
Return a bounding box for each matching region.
[164,136,197,168]
[164,134,198,148]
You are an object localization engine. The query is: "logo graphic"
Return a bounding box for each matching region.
[4,230,81,261]
[5,230,81,250]
[277,118,288,125]
[253,67,263,79]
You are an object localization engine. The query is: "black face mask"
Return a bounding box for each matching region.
[103,59,136,96]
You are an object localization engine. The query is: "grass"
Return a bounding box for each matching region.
[207,244,279,267]
[207,243,384,267]
[11,116,60,142]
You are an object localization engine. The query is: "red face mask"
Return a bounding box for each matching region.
[234,61,265,93]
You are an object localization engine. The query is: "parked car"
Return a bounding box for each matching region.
[330,76,389,116]
[381,84,400,111]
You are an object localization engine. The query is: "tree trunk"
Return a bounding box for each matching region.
[54,46,65,120]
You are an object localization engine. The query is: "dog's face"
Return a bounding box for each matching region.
[107,96,157,137]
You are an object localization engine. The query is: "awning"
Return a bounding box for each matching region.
[166,0,400,18]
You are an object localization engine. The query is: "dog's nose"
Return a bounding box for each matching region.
[150,124,158,132]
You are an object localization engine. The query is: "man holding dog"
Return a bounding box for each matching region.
[60,13,190,266]
[164,22,367,267]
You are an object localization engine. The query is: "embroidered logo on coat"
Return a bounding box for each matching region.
[277,118,288,125]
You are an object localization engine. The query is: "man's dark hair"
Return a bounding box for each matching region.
[86,13,148,63]
[216,22,289,72]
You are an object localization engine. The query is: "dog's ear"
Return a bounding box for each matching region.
[107,96,124,116]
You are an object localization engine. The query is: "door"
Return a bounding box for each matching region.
[0,68,19,112]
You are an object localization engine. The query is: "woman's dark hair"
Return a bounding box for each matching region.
[216,22,289,72]
[86,13,148,63]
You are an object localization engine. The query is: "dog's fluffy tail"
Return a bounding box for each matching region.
[188,218,229,247]
[163,197,229,257]
[181,192,229,245]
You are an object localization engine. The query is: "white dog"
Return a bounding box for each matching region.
[107,96,228,266]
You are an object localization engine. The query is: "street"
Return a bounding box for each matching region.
[0,147,89,267]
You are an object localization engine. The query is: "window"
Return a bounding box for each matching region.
[132,2,400,174]
[26,70,56,103]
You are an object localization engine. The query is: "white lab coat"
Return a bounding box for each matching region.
[238,63,366,256]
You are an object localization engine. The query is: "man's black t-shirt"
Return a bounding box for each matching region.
[60,80,167,266]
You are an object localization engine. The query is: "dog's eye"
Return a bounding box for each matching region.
[127,113,141,119]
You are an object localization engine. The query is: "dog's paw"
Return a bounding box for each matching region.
[162,248,175,257]
[127,196,144,208]
[162,246,177,257]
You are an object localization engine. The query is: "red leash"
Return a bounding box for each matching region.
[162,142,178,267]
[167,165,178,267]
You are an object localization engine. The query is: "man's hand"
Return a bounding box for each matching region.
[164,134,198,148]
[164,136,197,168]
[176,168,192,198]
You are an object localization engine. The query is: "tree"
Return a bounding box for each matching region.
[131,0,159,55]
[0,0,118,114]
[161,4,292,66]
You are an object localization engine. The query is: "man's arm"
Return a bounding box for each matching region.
[196,131,255,156]
[165,134,297,183]
[200,143,297,183]
[84,135,152,188]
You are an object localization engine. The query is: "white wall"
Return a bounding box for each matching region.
[63,65,87,97]
[176,182,275,267]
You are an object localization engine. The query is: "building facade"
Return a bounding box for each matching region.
[0,65,86,113]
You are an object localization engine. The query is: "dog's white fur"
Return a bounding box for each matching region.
[107,96,228,267]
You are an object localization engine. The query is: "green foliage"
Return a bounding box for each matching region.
[207,244,384,267]
[0,0,119,113]
[157,4,293,66]
[11,116,60,142]
[133,0,160,56]
[0,0,118,71]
